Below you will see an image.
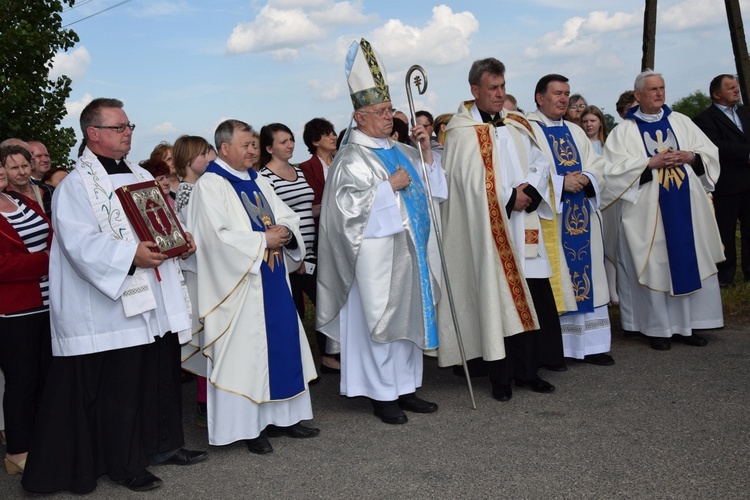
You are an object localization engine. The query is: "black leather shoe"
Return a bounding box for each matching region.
[320,364,340,374]
[649,337,671,350]
[491,384,512,402]
[245,433,273,455]
[117,470,163,492]
[515,377,555,393]
[576,353,615,366]
[672,334,708,347]
[624,330,644,338]
[397,393,438,413]
[266,423,320,438]
[162,448,208,466]
[372,403,408,424]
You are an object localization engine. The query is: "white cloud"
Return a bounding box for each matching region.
[225,1,374,55]
[524,10,640,58]
[310,1,377,25]
[268,0,330,8]
[272,48,300,61]
[369,5,478,65]
[309,79,343,100]
[50,46,91,81]
[661,0,727,30]
[65,93,93,120]
[149,122,179,136]
[226,5,327,54]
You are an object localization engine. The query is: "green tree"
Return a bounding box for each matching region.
[0,0,79,167]
[604,112,617,132]
[671,90,712,119]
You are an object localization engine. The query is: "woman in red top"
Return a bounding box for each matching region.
[0,145,53,475]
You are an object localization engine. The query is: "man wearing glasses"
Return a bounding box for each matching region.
[23,98,207,495]
[317,39,447,425]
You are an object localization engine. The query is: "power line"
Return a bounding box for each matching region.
[63,0,135,28]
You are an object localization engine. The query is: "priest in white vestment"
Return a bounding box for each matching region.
[188,119,318,455]
[23,98,206,495]
[437,58,575,402]
[527,74,614,366]
[602,70,724,351]
[316,39,446,425]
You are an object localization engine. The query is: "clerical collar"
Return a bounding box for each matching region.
[633,106,664,123]
[478,108,504,127]
[95,153,131,175]
[372,137,392,149]
[214,157,251,180]
[536,109,564,127]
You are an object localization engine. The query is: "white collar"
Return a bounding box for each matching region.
[215,157,251,180]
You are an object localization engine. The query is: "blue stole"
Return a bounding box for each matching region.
[626,106,701,295]
[539,124,594,314]
[205,162,304,400]
[371,147,438,348]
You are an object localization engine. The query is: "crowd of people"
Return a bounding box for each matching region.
[0,37,740,494]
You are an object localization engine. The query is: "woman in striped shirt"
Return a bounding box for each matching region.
[260,124,339,374]
[0,146,53,475]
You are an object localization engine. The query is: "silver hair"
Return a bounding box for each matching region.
[214,119,255,151]
[634,69,663,91]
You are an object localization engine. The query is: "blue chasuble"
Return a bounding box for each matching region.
[205,162,305,400]
[625,106,701,295]
[371,147,438,349]
[539,124,594,314]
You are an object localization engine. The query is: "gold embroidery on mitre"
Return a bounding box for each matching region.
[355,39,390,107]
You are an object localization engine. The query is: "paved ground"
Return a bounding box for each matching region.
[2,319,749,499]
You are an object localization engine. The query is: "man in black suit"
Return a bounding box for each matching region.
[694,74,750,287]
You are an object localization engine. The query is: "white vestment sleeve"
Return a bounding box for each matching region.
[552,173,565,213]
[424,155,448,203]
[525,142,553,220]
[363,181,404,238]
[582,171,602,211]
[53,177,137,301]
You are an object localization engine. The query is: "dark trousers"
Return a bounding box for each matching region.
[714,192,750,284]
[22,334,184,494]
[488,278,564,386]
[290,266,329,357]
[0,312,52,454]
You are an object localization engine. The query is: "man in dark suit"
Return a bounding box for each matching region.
[694,74,750,287]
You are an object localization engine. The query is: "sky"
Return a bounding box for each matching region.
[52,0,750,164]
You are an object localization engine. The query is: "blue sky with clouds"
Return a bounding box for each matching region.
[53,0,749,164]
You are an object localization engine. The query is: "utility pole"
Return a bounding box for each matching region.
[641,0,657,71]
[725,0,750,105]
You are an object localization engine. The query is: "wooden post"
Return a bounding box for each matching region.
[725,0,750,105]
[641,0,657,71]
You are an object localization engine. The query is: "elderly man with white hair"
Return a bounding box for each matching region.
[602,70,724,351]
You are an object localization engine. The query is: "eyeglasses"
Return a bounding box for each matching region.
[570,104,587,110]
[358,107,395,119]
[92,123,136,133]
